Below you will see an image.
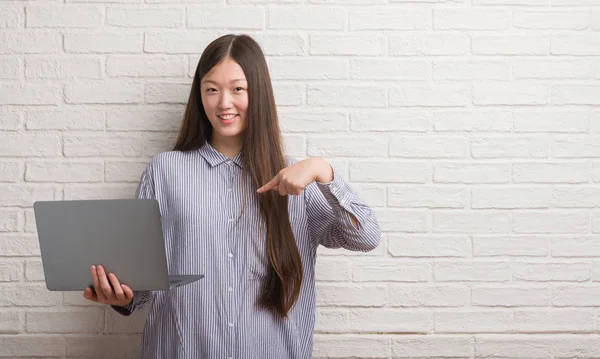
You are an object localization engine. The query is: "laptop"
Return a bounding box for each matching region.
[33,199,204,291]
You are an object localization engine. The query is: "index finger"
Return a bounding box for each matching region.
[257,175,280,193]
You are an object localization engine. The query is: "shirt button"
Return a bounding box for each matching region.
[228,252,233,258]
[227,188,232,193]
[228,323,234,328]
[228,286,233,292]
[228,218,234,222]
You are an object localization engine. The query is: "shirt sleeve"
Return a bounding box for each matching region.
[111,164,156,316]
[304,166,381,252]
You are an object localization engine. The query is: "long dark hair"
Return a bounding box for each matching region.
[173,34,303,318]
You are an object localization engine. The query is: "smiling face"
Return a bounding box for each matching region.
[200,57,249,152]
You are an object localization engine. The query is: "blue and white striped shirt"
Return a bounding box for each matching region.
[114,142,381,359]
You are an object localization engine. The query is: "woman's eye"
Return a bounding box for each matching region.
[234,87,244,92]
[206,88,217,93]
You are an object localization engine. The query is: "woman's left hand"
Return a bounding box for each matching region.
[257,158,333,196]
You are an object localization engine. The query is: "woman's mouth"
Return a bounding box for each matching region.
[218,114,238,125]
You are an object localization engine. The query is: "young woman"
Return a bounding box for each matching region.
[83,34,381,358]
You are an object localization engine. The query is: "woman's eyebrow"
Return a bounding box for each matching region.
[202,78,247,84]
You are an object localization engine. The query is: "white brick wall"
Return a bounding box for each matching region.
[1,0,600,357]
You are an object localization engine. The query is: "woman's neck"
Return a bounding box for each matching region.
[209,135,243,159]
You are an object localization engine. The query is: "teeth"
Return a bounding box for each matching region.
[219,114,237,120]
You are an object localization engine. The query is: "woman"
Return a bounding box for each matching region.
[83,34,381,359]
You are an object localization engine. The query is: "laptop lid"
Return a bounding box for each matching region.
[34,199,172,291]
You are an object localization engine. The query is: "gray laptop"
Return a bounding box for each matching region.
[33,199,203,291]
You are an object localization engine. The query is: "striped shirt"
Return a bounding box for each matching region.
[113,142,381,359]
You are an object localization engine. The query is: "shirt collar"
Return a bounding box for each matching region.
[198,142,243,168]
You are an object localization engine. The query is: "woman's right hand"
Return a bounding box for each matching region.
[83,265,134,307]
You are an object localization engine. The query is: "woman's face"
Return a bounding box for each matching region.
[200,57,249,145]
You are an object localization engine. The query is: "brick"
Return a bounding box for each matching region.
[0,310,21,334]
[552,35,600,55]
[513,210,588,234]
[351,184,386,207]
[554,336,600,358]
[553,186,600,208]
[65,335,140,357]
[434,163,510,184]
[26,5,102,28]
[351,160,430,183]
[353,260,431,282]
[388,235,470,257]
[0,4,24,28]
[26,161,104,183]
[308,85,386,107]
[26,56,102,79]
[0,160,22,182]
[388,186,467,209]
[390,33,470,56]
[64,134,143,157]
[553,236,600,257]
[350,58,428,81]
[472,35,549,55]
[283,134,306,158]
[433,59,510,81]
[351,110,431,132]
[552,85,600,105]
[189,7,264,29]
[279,110,348,133]
[374,209,430,233]
[0,259,22,282]
[105,161,146,183]
[472,136,548,158]
[472,285,551,307]
[390,85,470,107]
[389,284,468,307]
[472,187,551,209]
[316,284,387,307]
[594,11,600,30]
[315,258,351,282]
[0,31,62,54]
[435,261,511,281]
[514,10,588,29]
[434,110,512,132]
[272,83,304,106]
[0,234,41,257]
[514,262,590,282]
[554,286,600,306]
[349,8,429,30]
[0,134,61,157]
[250,34,305,56]
[308,135,387,157]
[348,309,432,333]
[0,209,19,232]
[0,57,22,79]
[475,335,554,358]
[474,0,548,4]
[25,108,104,131]
[145,82,190,104]
[514,110,590,133]
[107,7,183,27]
[143,132,178,157]
[0,108,21,130]
[24,210,36,233]
[473,83,548,105]
[107,106,183,132]
[26,309,104,333]
[0,84,61,105]
[310,35,386,56]
[0,336,65,356]
[392,335,472,358]
[105,307,147,334]
[311,0,385,3]
[65,32,142,53]
[65,81,144,104]
[63,184,137,200]
[313,335,390,358]
[553,0,600,4]
[390,135,468,158]
[516,309,594,332]
[24,259,44,281]
[270,58,347,80]
[435,309,512,333]
[107,55,186,78]
[434,9,510,30]
[314,308,347,333]
[145,31,228,54]
[0,284,62,307]
[269,6,344,30]
[513,162,588,184]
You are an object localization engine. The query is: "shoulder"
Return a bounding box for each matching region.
[147,150,199,172]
